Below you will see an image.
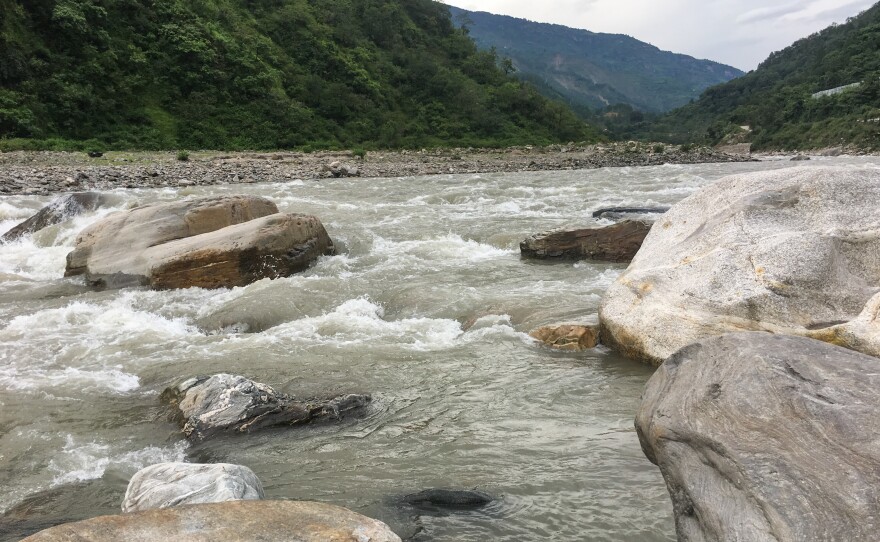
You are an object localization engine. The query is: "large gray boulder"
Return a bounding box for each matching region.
[122,463,264,513]
[162,374,371,442]
[636,333,880,542]
[599,167,880,365]
[64,195,334,289]
[21,500,402,542]
[1,192,109,243]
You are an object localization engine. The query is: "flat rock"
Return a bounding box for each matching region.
[599,167,880,365]
[529,324,599,351]
[400,489,493,509]
[636,333,880,542]
[1,192,109,243]
[21,500,402,542]
[162,374,371,442]
[64,195,334,289]
[591,206,670,219]
[122,463,264,513]
[520,220,650,262]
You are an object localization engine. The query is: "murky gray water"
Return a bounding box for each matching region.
[1,156,876,541]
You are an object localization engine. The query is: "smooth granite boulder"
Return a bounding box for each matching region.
[64,195,334,289]
[520,220,650,262]
[529,324,599,351]
[162,374,371,442]
[22,500,402,542]
[1,192,110,243]
[600,167,880,364]
[122,463,264,513]
[636,333,880,542]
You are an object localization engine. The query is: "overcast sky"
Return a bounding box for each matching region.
[442,0,876,71]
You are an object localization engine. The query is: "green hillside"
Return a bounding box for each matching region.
[633,2,880,150]
[448,7,743,114]
[0,0,597,151]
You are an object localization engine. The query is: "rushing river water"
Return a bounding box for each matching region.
[0,156,877,541]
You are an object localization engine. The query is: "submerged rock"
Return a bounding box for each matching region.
[637,333,880,542]
[790,155,811,161]
[162,374,370,442]
[600,167,880,365]
[520,220,650,263]
[122,463,264,513]
[591,206,670,219]
[529,324,599,351]
[22,500,402,542]
[400,489,493,509]
[64,195,334,289]
[1,192,109,243]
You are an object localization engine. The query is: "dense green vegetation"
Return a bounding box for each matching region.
[626,3,880,150]
[0,0,598,151]
[448,7,742,114]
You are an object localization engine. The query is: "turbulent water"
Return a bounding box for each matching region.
[0,156,876,541]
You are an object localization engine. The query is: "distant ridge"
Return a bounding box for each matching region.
[448,6,743,113]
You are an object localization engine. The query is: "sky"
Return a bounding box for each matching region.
[442,0,876,71]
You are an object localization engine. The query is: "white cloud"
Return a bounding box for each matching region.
[442,0,875,70]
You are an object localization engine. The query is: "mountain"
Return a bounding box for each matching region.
[447,6,743,114]
[0,0,596,151]
[635,2,880,150]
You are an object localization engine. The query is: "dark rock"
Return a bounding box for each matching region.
[636,332,880,542]
[520,220,650,263]
[591,206,670,219]
[790,155,811,161]
[87,151,103,158]
[1,192,109,243]
[401,489,493,509]
[161,374,371,442]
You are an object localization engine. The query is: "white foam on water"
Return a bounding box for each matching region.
[370,234,515,265]
[48,435,189,487]
[266,297,464,350]
[1,366,140,394]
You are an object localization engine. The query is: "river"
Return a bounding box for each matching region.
[0,156,876,541]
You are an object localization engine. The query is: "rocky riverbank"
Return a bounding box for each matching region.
[0,142,752,196]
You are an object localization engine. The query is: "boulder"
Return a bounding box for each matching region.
[636,333,880,542]
[122,463,264,513]
[529,324,599,351]
[64,195,334,289]
[1,192,109,243]
[162,374,371,442]
[599,167,880,365]
[520,220,650,263]
[790,155,811,161]
[400,489,493,509]
[21,500,402,542]
[591,206,670,219]
[325,161,357,178]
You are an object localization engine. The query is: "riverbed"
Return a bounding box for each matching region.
[0,156,875,541]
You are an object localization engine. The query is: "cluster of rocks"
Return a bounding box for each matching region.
[0,143,752,196]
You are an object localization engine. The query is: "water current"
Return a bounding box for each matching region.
[0,156,877,541]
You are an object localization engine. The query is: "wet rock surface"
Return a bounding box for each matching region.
[600,167,880,365]
[400,489,494,509]
[1,192,110,243]
[591,206,670,219]
[21,500,402,542]
[0,144,753,196]
[529,324,600,351]
[521,220,651,263]
[162,374,371,442]
[121,463,264,513]
[637,332,880,542]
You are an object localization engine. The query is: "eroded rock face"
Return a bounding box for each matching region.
[520,220,650,263]
[122,463,264,513]
[1,192,109,243]
[162,374,370,442]
[599,167,880,365]
[64,195,334,289]
[529,324,599,351]
[22,500,402,542]
[636,333,880,542]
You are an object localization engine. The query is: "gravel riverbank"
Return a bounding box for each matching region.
[0,143,753,196]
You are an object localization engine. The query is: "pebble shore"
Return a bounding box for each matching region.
[0,143,753,196]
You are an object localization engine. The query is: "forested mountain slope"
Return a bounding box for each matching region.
[0,0,596,150]
[635,2,880,150]
[448,6,742,114]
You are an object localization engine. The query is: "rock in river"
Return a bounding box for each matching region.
[162,374,371,442]
[529,324,599,351]
[64,194,334,289]
[599,167,880,365]
[122,462,264,513]
[1,192,109,243]
[636,333,880,542]
[22,500,402,542]
[591,206,670,219]
[520,220,650,263]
